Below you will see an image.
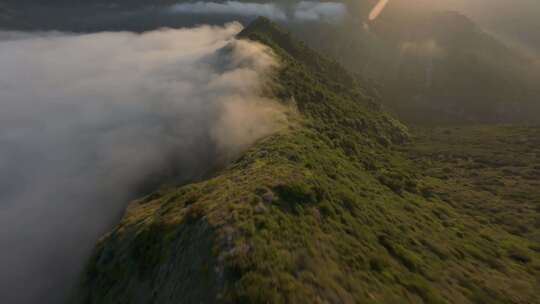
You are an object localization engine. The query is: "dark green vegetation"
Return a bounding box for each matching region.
[405,125,540,248]
[72,18,539,303]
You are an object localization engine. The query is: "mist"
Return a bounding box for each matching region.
[169,1,347,22]
[0,23,285,304]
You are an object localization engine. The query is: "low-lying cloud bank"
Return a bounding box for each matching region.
[0,23,284,304]
[169,1,347,22]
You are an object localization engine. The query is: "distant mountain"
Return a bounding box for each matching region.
[423,0,540,54]
[294,2,540,124]
[71,18,539,304]
[370,6,540,124]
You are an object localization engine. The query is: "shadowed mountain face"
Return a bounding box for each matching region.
[293,1,540,124]
[71,18,539,304]
[371,10,540,124]
[414,0,540,54]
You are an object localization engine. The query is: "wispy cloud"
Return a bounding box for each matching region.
[169,1,347,22]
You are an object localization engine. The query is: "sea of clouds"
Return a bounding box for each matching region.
[0,23,285,304]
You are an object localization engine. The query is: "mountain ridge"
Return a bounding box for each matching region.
[71,18,539,304]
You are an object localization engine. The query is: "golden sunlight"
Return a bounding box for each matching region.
[369,0,390,21]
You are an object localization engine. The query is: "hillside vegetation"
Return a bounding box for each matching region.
[72,18,539,304]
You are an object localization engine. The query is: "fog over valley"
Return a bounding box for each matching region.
[0,23,284,304]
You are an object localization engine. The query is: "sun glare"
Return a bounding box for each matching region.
[369,0,390,21]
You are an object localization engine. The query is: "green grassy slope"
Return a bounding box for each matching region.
[405,125,540,248]
[72,18,539,304]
